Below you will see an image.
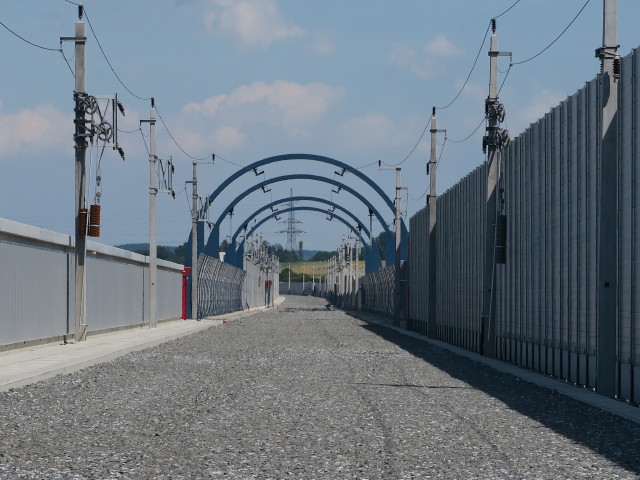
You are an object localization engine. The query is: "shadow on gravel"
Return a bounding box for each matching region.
[358,322,640,476]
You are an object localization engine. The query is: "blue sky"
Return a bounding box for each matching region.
[1,0,639,251]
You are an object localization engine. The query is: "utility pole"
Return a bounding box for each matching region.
[348,235,353,296]
[428,108,445,338]
[191,161,198,320]
[596,0,619,398]
[141,99,158,328]
[394,168,403,322]
[72,10,88,342]
[355,233,361,310]
[480,20,510,358]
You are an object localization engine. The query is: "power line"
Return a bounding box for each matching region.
[355,160,381,170]
[410,136,448,201]
[60,47,75,77]
[154,104,211,162]
[401,1,522,170]
[512,0,591,66]
[436,22,491,111]
[0,19,61,51]
[82,8,152,101]
[447,117,486,144]
[434,0,522,112]
[494,0,524,19]
[83,6,241,167]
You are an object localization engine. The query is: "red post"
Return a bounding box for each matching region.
[181,267,191,320]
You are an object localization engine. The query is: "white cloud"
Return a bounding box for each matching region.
[424,34,460,56]
[339,113,416,153]
[177,80,345,152]
[204,0,305,48]
[0,103,70,158]
[460,81,486,103]
[521,89,565,125]
[310,33,334,56]
[390,34,459,79]
[182,80,344,134]
[214,126,245,150]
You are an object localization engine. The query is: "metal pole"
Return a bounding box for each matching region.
[148,100,158,328]
[191,161,198,320]
[481,23,510,358]
[428,110,445,338]
[348,237,352,295]
[355,237,360,310]
[596,0,619,398]
[73,16,87,342]
[394,167,402,321]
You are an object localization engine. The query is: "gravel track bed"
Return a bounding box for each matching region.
[1,296,639,479]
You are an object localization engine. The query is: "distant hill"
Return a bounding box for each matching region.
[116,244,319,263]
[117,243,178,253]
[302,250,318,260]
[117,243,183,264]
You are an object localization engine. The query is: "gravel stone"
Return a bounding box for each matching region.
[1,296,639,479]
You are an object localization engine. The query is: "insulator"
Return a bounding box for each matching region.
[117,101,125,116]
[118,146,125,160]
[78,208,88,237]
[491,18,497,34]
[496,103,506,123]
[78,5,84,20]
[482,136,488,153]
[501,129,510,147]
[88,225,100,237]
[89,204,101,227]
[614,57,621,76]
[485,100,490,116]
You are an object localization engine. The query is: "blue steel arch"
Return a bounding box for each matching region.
[231,196,373,246]
[227,197,382,273]
[207,153,398,216]
[205,174,401,265]
[240,207,368,255]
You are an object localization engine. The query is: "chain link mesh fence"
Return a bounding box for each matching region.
[360,265,395,317]
[197,253,246,318]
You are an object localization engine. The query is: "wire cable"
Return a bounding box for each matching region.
[154,104,211,162]
[0,19,61,51]
[409,136,448,201]
[83,8,152,101]
[60,47,75,77]
[494,0,524,19]
[355,160,381,170]
[498,64,512,94]
[139,128,150,156]
[447,116,487,144]
[436,22,491,111]
[512,0,591,66]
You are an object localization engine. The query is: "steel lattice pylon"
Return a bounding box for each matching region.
[277,189,304,252]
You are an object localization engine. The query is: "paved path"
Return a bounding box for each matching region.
[1,296,639,479]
